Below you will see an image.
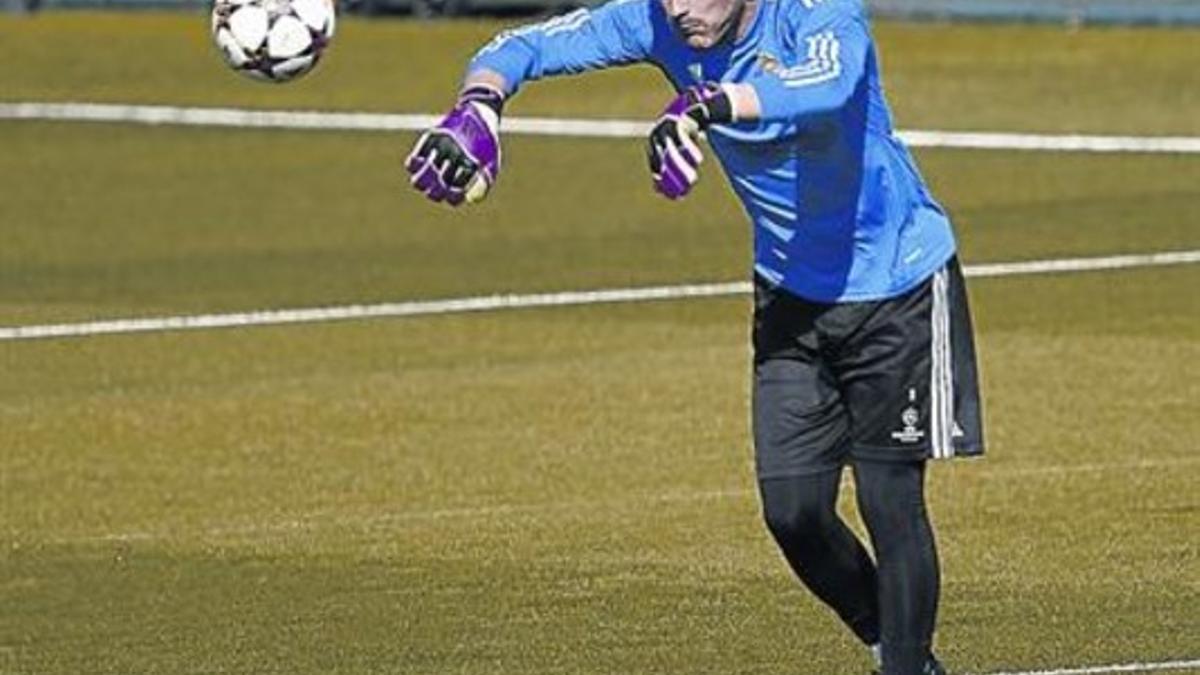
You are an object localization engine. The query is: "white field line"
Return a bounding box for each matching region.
[2,250,1198,342]
[984,660,1200,675]
[964,250,1200,278]
[5,101,1200,153]
[47,455,1200,545]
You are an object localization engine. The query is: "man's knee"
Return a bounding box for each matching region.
[759,473,841,543]
[853,459,932,553]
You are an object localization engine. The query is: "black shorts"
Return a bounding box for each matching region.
[753,257,985,479]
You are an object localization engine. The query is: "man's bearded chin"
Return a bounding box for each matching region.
[690,0,744,49]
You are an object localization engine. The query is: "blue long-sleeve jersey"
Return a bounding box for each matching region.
[469,0,957,302]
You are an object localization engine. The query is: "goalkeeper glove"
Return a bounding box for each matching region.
[647,83,735,200]
[406,85,504,207]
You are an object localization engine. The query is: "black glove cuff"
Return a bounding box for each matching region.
[703,89,735,126]
[683,84,734,129]
[459,84,506,116]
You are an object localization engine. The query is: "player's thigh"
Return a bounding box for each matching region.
[753,357,850,478]
[835,273,936,464]
[838,258,984,462]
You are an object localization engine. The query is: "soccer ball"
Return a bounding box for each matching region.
[211,0,336,83]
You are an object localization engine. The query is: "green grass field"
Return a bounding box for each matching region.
[2,11,1198,675]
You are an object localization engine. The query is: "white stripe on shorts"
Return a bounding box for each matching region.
[929,266,956,459]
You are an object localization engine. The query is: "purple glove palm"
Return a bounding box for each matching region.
[648,83,734,200]
[406,86,503,206]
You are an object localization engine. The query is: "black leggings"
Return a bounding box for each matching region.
[759,460,939,675]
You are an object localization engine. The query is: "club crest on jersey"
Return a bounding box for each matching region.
[756,51,783,75]
[687,63,704,82]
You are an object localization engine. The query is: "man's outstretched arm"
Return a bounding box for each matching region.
[643,2,868,199]
[466,0,654,96]
[728,1,870,125]
[405,0,655,207]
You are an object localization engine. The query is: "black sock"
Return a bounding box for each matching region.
[759,471,881,646]
[853,460,940,675]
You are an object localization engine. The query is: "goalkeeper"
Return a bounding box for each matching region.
[406,0,985,672]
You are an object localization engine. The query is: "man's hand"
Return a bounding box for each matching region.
[647,83,735,200]
[406,85,504,207]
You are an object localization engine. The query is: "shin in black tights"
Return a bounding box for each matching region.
[759,460,939,675]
